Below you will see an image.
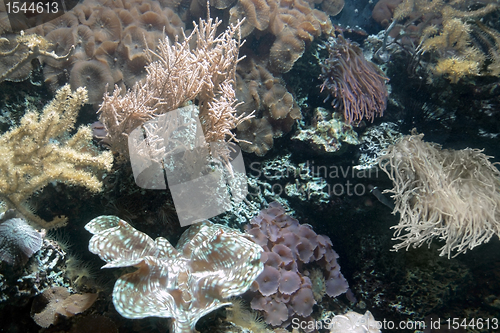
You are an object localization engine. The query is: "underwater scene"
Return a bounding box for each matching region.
[1,0,500,332]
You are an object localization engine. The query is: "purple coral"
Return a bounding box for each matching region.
[245,202,349,328]
[319,34,388,124]
[0,217,43,266]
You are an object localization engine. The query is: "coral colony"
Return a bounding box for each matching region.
[0,85,113,228]
[246,202,349,327]
[2,0,500,331]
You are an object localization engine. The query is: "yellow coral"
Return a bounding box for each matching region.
[0,85,113,228]
[394,0,500,82]
[432,57,480,83]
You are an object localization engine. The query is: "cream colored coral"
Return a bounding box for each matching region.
[99,15,253,167]
[379,132,500,258]
[0,32,73,83]
[0,85,113,229]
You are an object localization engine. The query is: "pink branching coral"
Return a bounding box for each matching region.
[245,202,348,329]
[319,35,388,124]
[85,216,264,333]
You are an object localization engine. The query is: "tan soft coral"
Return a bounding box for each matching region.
[228,0,334,73]
[374,0,500,82]
[235,58,301,156]
[0,85,113,229]
[25,0,185,96]
[379,132,500,258]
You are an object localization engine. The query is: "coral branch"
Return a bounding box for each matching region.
[98,16,252,160]
[0,85,113,228]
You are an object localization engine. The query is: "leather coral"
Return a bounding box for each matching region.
[85,216,264,333]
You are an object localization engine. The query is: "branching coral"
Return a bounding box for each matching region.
[384,0,500,82]
[85,216,264,333]
[0,32,73,83]
[98,15,252,165]
[0,85,113,229]
[379,132,500,258]
[319,35,388,124]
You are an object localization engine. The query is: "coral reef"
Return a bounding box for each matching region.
[85,216,264,333]
[229,0,335,73]
[245,202,348,329]
[355,122,402,170]
[319,35,388,124]
[21,0,185,98]
[0,32,72,83]
[98,15,251,165]
[374,0,500,82]
[292,107,359,154]
[0,237,69,306]
[0,84,113,228]
[225,299,271,332]
[379,132,500,258]
[235,58,301,156]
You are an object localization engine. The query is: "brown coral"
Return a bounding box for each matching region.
[237,118,274,156]
[30,287,97,328]
[25,0,185,98]
[235,58,301,156]
[270,29,305,73]
[69,60,114,104]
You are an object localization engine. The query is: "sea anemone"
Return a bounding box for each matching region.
[319,34,388,124]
